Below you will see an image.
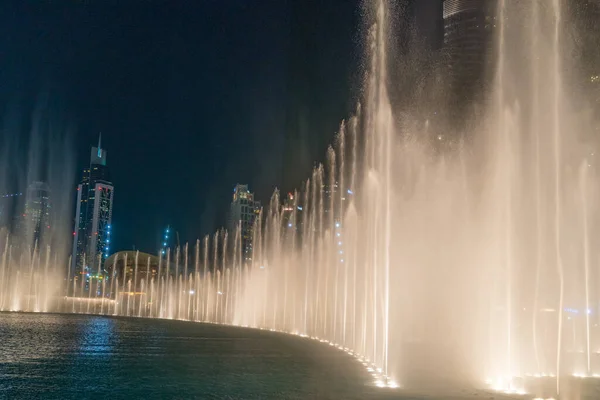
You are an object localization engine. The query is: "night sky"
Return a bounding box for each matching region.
[0,0,441,254]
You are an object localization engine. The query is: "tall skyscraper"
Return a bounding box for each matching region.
[281,192,296,227]
[23,181,51,250]
[443,0,497,108]
[71,135,114,287]
[323,182,339,220]
[159,225,172,256]
[281,192,303,247]
[0,192,23,232]
[228,184,260,264]
[575,0,600,116]
[1,186,51,253]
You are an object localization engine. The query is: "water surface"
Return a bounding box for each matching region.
[0,313,398,399]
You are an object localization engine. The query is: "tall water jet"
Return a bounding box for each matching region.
[1,1,599,399]
[0,90,74,313]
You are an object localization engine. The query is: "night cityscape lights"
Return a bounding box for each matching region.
[160,225,170,255]
[1,0,600,399]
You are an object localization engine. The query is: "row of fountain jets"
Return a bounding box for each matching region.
[0,1,598,398]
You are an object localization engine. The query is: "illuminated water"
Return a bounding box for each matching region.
[1,1,600,399]
[0,313,392,400]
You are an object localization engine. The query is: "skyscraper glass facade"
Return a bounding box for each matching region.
[443,0,497,107]
[23,181,51,250]
[229,184,260,264]
[71,136,114,292]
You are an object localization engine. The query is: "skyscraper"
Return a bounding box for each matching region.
[281,192,296,227]
[281,192,303,247]
[159,225,173,256]
[443,0,497,108]
[323,182,339,220]
[71,135,114,287]
[228,184,260,264]
[0,192,23,232]
[23,181,51,250]
[575,0,600,117]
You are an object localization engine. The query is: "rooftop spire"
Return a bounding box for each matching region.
[97,132,102,158]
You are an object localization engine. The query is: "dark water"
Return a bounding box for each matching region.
[0,313,397,400]
[8,313,599,400]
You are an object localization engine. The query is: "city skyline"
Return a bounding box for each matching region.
[1,0,598,258]
[0,0,441,254]
[2,1,600,399]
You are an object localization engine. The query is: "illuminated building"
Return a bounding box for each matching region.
[0,192,23,231]
[323,182,339,219]
[281,192,296,226]
[105,251,164,294]
[577,1,600,116]
[282,192,303,249]
[159,225,172,256]
[1,184,51,253]
[71,134,114,290]
[443,0,497,108]
[104,250,178,304]
[324,181,350,224]
[23,181,51,250]
[228,184,261,264]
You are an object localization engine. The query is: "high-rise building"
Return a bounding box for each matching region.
[281,192,296,227]
[323,182,339,220]
[443,0,497,107]
[0,192,23,232]
[71,135,114,287]
[159,225,174,256]
[228,184,260,264]
[575,0,600,117]
[23,181,51,250]
[281,192,303,248]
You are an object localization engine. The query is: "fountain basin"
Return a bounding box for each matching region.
[0,312,392,399]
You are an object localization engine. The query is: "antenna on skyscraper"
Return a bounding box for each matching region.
[97,132,102,158]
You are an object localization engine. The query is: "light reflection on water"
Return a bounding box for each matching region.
[3,315,598,399]
[78,316,115,356]
[0,313,395,400]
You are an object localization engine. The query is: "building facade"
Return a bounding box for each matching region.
[71,135,114,289]
[281,192,297,227]
[23,181,51,250]
[228,184,260,264]
[104,251,164,292]
[576,0,600,118]
[0,192,23,233]
[159,225,172,256]
[443,0,497,110]
[1,184,52,254]
[281,192,303,249]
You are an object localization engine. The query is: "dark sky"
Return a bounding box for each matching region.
[0,0,441,253]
